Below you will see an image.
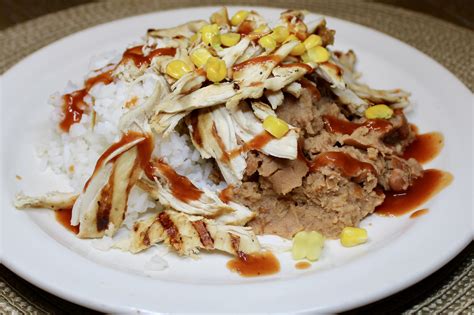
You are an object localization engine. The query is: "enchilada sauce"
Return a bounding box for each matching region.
[322,115,392,135]
[402,132,443,164]
[410,208,429,219]
[308,152,376,177]
[376,169,452,216]
[146,160,203,203]
[295,261,311,270]
[55,208,79,234]
[227,252,280,277]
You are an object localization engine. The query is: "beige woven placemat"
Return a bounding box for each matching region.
[0,0,473,313]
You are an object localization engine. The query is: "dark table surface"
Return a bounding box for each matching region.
[1,0,473,30]
[1,0,472,314]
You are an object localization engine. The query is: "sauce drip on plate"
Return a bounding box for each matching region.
[295,261,311,270]
[410,208,429,219]
[376,169,452,216]
[55,208,79,234]
[402,132,444,164]
[227,252,280,277]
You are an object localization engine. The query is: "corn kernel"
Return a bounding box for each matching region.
[365,104,394,119]
[230,10,249,26]
[190,33,199,43]
[220,32,241,47]
[292,231,325,261]
[205,56,227,83]
[253,25,269,34]
[290,42,306,56]
[306,46,330,63]
[263,115,289,138]
[340,227,368,247]
[209,34,221,48]
[303,34,322,49]
[166,60,192,80]
[301,52,310,63]
[284,34,299,43]
[258,35,277,51]
[271,26,290,43]
[190,48,212,68]
[200,24,220,45]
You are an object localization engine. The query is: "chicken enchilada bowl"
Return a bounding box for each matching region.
[11,7,456,279]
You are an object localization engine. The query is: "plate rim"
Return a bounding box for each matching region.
[1,5,473,313]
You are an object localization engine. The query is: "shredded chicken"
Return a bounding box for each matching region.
[15,8,424,258]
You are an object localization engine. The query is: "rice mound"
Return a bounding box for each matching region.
[38,50,222,238]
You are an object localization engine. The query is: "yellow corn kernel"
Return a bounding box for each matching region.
[301,52,310,63]
[190,48,212,68]
[210,34,222,48]
[190,33,199,43]
[220,32,241,47]
[292,231,325,261]
[200,24,220,45]
[290,42,306,56]
[166,60,192,80]
[253,25,269,34]
[340,227,368,247]
[365,104,394,119]
[284,34,299,43]
[271,26,290,43]
[205,57,227,83]
[263,115,289,138]
[230,10,249,26]
[303,34,322,49]
[306,46,330,63]
[258,35,277,51]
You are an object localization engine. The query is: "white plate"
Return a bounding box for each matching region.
[1,6,472,313]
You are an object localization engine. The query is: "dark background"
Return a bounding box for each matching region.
[0,0,472,314]
[0,0,473,30]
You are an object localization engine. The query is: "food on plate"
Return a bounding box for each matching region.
[339,227,368,247]
[15,8,449,271]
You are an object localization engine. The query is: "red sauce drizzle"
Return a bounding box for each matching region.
[219,186,234,203]
[189,111,203,147]
[227,252,280,277]
[59,46,175,132]
[295,261,311,270]
[376,169,452,216]
[228,131,273,159]
[237,20,254,35]
[300,78,321,100]
[59,70,114,132]
[279,62,313,73]
[410,208,429,219]
[323,115,392,135]
[84,131,151,191]
[148,160,203,202]
[402,132,444,164]
[55,208,79,234]
[121,45,176,68]
[309,152,376,177]
[232,55,281,72]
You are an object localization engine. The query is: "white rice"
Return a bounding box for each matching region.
[39,49,222,245]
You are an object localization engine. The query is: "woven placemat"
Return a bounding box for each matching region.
[0,0,472,313]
